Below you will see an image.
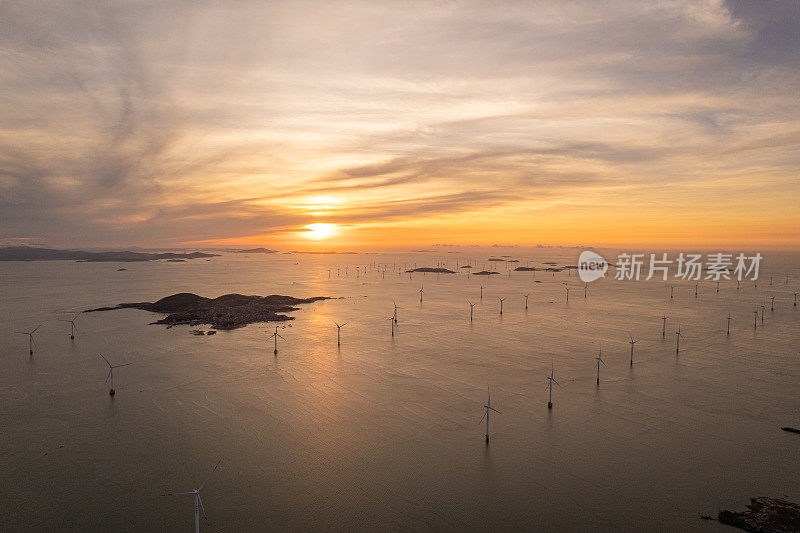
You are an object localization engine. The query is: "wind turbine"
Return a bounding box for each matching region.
[480,285,483,300]
[675,326,683,354]
[595,348,606,384]
[753,308,758,328]
[165,460,221,533]
[268,326,284,355]
[524,293,529,310]
[661,315,668,338]
[584,283,588,299]
[694,283,698,298]
[419,286,424,303]
[479,386,501,443]
[468,300,475,322]
[727,313,732,335]
[334,321,346,346]
[388,316,395,337]
[498,297,505,315]
[60,312,81,340]
[628,333,637,366]
[670,286,674,299]
[16,325,41,355]
[565,287,570,302]
[770,295,775,311]
[546,363,560,409]
[392,300,399,323]
[794,292,797,307]
[100,354,132,396]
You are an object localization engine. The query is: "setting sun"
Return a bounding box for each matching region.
[303,223,338,240]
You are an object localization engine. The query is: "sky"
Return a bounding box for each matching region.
[0,0,798,250]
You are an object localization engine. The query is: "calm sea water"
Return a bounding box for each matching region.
[1,249,798,531]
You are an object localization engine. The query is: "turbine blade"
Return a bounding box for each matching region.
[105,369,112,384]
[114,362,133,368]
[197,494,208,520]
[479,411,486,424]
[487,407,502,414]
[100,354,112,367]
[32,325,41,334]
[198,459,221,492]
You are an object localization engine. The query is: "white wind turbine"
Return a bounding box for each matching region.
[268,326,284,355]
[595,348,606,384]
[468,300,475,322]
[100,354,132,396]
[334,321,346,346]
[546,363,560,409]
[60,312,81,340]
[392,300,399,323]
[480,386,501,443]
[165,460,221,533]
[498,297,505,315]
[628,333,637,366]
[16,325,41,355]
[675,326,683,354]
[524,293,529,310]
[661,315,668,338]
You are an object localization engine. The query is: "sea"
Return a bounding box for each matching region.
[1,247,798,531]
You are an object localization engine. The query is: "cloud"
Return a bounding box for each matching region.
[0,0,798,247]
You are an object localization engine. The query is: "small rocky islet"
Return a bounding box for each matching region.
[710,497,800,532]
[85,292,332,330]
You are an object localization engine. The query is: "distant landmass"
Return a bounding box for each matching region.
[85,292,333,329]
[473,270,500,275]
[406,267,456,273]
[0,246,219,262]
[232,248,278,254]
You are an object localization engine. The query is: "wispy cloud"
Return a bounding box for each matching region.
[1,0,798,248]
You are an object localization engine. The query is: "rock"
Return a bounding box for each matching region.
[718,497,800,532]
[405,267,456,273]
[473,270,500,275]
[85,292,333,329]
[117,268,128,271]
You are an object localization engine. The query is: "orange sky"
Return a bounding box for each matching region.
[1,1,799,250]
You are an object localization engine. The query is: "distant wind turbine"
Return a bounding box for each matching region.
[16,325,41,355]
[675,326,683,354]
[268,326,284,355]
[480,386,501,443]
[388,316,395,337]
[164,460,221,533]
[628,333,637,366]
[595,348,605,384]
[498,297,505,315]
[565,287,570,302]
[546,363,560,409]
[419,286,424,303]
[334,321,346,346]
[468,300,475,322]
[60,312,81,340]
[392,300,399,323]
[661,315,668,338]
[524,293,529,310]
[727,313,732,335]
[100,354,132,396]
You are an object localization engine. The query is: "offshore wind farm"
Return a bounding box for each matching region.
[1,248,799,530]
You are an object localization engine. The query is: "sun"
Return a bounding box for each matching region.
[303,223,338,240]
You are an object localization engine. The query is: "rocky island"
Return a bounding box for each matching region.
[85,292,332,329]
[406,267,456,273]
[715,497,800,532]
[0,246,218,262]
[473,270,500,275]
